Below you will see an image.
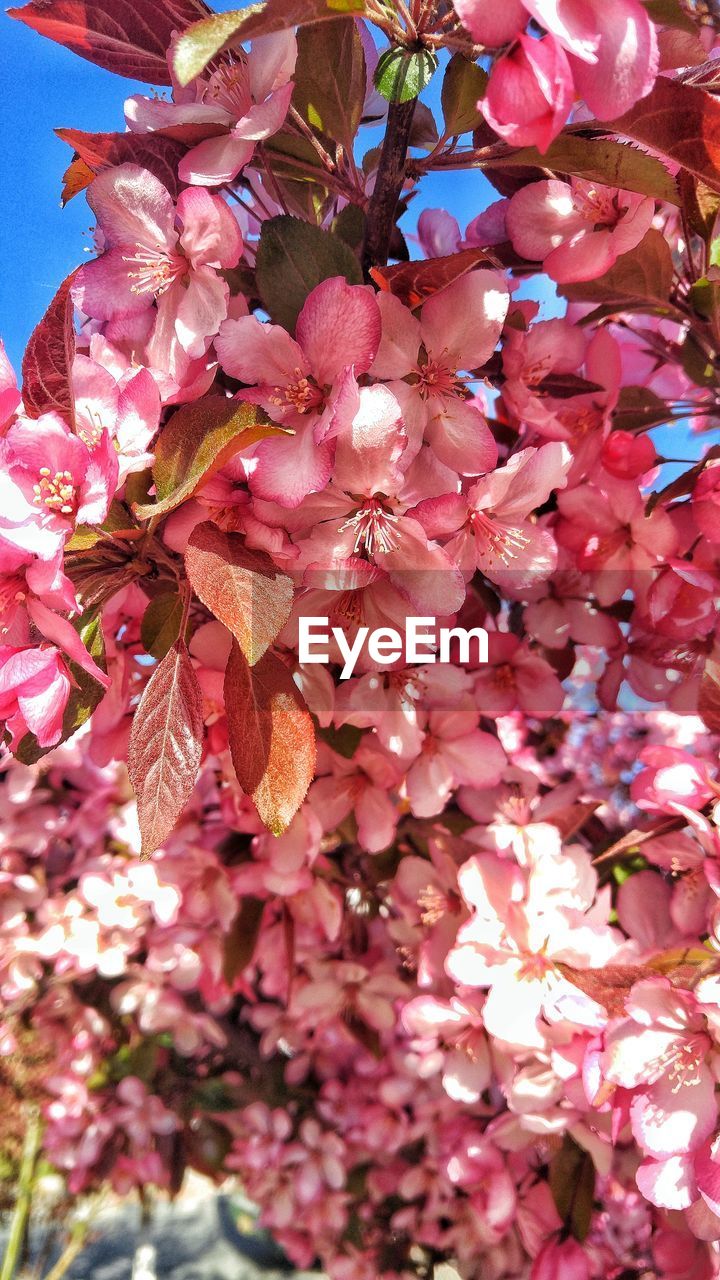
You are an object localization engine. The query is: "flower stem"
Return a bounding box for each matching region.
[0,1107,42,1280]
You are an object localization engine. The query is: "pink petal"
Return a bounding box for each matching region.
[179,133,255,186]
[86,163,176,252]
[296,278,381,382]
[425,396,498,475]
[177,188,243,268]
[216,314,307,386]
[370,291,422,380]
[73,249,148,322]
[250,426,333,507]
[631,1071,716,1158]
[420,270,509,371]
[568,0,659,119]
[174,269,229,356]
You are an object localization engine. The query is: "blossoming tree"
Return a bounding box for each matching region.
[5,0,720,1276]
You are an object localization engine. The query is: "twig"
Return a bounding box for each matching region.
[361,97,417,276]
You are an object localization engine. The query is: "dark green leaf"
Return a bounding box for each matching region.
[134,398,288,520]
[612,385,670,431]
[374,47,438,104]
[293,18,366,149]
[173,0,367,87]
[558,229,674,307]
[256,215,362,332]
[223,897,265,983]
[549,1135,596,1242]
[441,54,486,135]
[141,591,184,660]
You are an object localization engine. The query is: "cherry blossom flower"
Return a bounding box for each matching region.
[506,179,656,283]
[74,165,242,356]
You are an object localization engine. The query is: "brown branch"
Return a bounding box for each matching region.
[361,97,417,277]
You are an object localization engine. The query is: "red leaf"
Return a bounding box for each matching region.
[128,640,204,858]
[21,270,78,422]
[56,129,189,199]
[699,654,720,733]
[613,76,720,194]
[9,0,209,84]
[186,522,294,666]
[370,247,495,308]
[225,642,315,836]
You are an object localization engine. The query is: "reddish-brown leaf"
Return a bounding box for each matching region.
[699,654,720,733]
[613,76,720,194]
[185,522,294,666]
[21,270,78,422]
[558,963,647,1016]
[370,247,494,308]
[593,815,686,863]
[128,640,204,858]
[56,129,189,199]
[9,0,209,84]
[225,642,315,836]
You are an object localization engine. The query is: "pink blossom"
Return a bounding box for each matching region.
[216,277,381,506]
[369,271,509,473]
[126,33,297,186]
[74,165,242,356]
[506,178,656,283]
[415,443,572,591]
[0,413,116,561]
[0,645,71,747]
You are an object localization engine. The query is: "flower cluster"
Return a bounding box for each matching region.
[4,0,720,1275]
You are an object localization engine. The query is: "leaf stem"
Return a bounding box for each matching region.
[1,1107,42,1280]
[361,97,417,276]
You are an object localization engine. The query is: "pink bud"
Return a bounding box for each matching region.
[601,431,656,479]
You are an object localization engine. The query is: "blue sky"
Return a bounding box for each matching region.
[0,2,706,472]
[0,2,512,373]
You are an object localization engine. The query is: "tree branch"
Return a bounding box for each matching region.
[361,97,417,277]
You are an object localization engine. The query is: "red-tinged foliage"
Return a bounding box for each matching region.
[185,522,294,666]
[699,654,720,733]
[370,247,495,307]
[56,129,189,199]
[127,640,204,859]
[225,642,316,836]
[8,0,210,84]
[614,76,720,194]
[60,156,95,206]
[21,269,77,422]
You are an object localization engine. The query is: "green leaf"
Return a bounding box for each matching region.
[612,385,670,432]
[643,0,699,37]
[441,54,486,135]
[223,897,265,983]
[141,591,184,660]
[558,229,674,307]
[256,215,362,332]
[134,398,289,520]
[318,722,363,758]
[66,499,135,551]
[333,203,366,249]
[549,1135,596,1242]
[16,614,107,766]
[485,136,679,206]
[374,46,438,104]
[173,0,366,87]
[293,18,366,150]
